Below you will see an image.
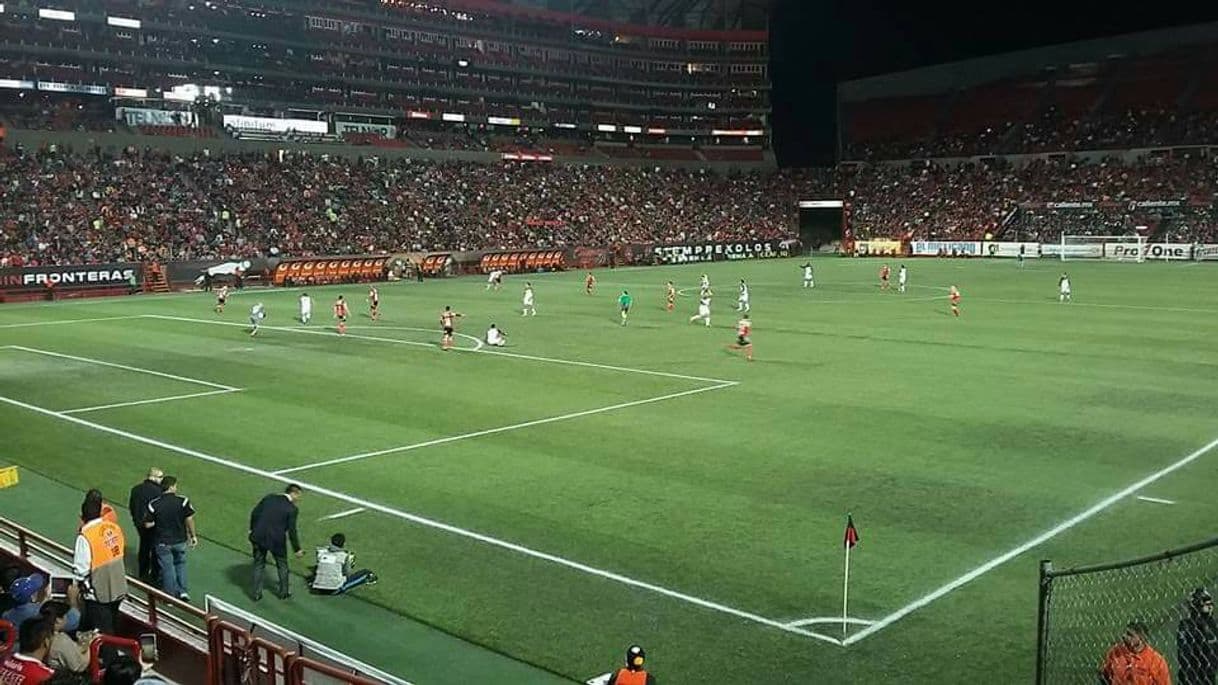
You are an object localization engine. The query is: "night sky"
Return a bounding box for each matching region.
[769,0,1218,167]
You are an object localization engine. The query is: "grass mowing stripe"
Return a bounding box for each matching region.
[272,382,737,475]
[142,314,483,351]
[0,392,842,646]
[0,315,143,328]
[6,345,240,391]
[843,434,1218,646]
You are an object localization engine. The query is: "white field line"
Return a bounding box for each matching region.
[785,617,876,628]
[5,345,239,391]
[318,507,367,521]
[143,314,486,351]
[273,382,736,475]
[844,434,1218,646]
[1135,495,1176,505]
[972,297,1218,315]
[0,315,143,329]
[0,393,840,646]
[62,389,240,414]
[143,314,738,385]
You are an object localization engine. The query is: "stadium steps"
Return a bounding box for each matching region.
[142,263,171,293]
[0,463,575,685]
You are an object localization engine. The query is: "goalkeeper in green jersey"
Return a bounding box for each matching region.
[618,290,632,326]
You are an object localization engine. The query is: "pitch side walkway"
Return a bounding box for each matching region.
[0,464,575,685]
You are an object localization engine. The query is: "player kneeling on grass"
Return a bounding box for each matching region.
[485,324,507,347]
[249,303,266,337]
[309,534,377,595]
[727,313,753,361]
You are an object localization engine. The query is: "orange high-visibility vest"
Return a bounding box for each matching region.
[77,502,119,533]
[612,669,648,685]
[82,519,125,569]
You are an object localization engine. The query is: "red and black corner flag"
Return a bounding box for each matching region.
[844,514,860,549]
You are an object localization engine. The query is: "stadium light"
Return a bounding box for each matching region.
[107,16,141,29]
[38,8,75,21]
[456,59,469,68]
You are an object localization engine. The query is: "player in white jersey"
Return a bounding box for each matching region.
[1059,273,1072,302]
[736,279,750,313]
[689,294,712,327]
[700,273,710,291]
[485,324,507,347]
[249,302,266,337]
[801,262,814,288]
[898,265,908,293]
[486,269,504,291]
[521,282,536,316]
[299,293,313,324]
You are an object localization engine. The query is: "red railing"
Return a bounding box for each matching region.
[89,635,141,683]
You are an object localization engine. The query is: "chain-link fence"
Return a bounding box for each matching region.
[1036,537,1218,684]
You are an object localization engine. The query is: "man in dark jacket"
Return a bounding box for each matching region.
[249,484,303,601]
[128,468,163,582]
[1179,587,1218,685]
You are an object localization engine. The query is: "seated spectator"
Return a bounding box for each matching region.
[0,565,22,614]
[101,652,163,685]
[3,574,82,633]
[39,600,93,673]
[309,534,376,595]
[0,617,55,685]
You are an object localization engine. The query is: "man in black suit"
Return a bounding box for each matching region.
[249,484,304,600]
[128,467,164,582]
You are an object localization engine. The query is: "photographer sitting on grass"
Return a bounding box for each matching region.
[309,534,377,595]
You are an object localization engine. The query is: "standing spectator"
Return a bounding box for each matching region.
[1100,620,1172,685]
[607,645,656,685]
[144,476,197,601]
[73,498,128,634]
[39,600,92,673]
[0,617,55,685]
[129,468,164,583]
[248,485,304,601]
[1178,588,1218,685]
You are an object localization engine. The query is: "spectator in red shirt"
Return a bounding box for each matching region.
[0,616,56,685]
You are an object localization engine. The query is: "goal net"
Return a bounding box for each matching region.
[1036,536,1218,684]
[1057,234,1147,262]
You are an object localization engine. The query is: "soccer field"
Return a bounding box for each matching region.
[2,257,1217,683]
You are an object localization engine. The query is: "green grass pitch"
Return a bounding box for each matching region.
[2,257,1217,683]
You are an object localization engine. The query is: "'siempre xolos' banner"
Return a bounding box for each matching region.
[653,240,788,264]
[0,263,139,292]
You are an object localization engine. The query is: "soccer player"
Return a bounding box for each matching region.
[215,285,229,314]
[521,282,536,316]
[1018,244,1026,268]
[737,279,750,313]
[367,286,380,321]
[665,281,676,312]
[898,264,908,293]
[801,262,814,289]
[617,290,632,326]
[486,269,504,291]
[249,302,265,337]
[485,323,506,347]
[333,295,349,335]
[949,285,961,317]
[728,313,753,361]
[440,305,463,350]
[299,292,312,324]
[1059,273,1072,302]
[585,271,596,295]
[879,263,891,290]
[700,273,710,292]
[689,292,712,327]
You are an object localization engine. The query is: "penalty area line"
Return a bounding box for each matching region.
[0,393,839,646]
[844,434,1218,646]
[271,382,737,475]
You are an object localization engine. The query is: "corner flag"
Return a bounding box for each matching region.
[844,514,860,549]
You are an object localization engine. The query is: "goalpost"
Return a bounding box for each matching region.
[1058,234,1148,262]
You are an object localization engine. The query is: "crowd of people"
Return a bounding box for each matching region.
[2,143,1217,266]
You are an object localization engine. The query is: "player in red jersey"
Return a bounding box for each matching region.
[949,285,961,317]
[440,305,464,350]
[727,313,753,361]
[585,272,596,295]
[333,295,349,335]
[879,264,891,290]
[215,285,229,314]
[367,286,380,321]
[665,281,676,312]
